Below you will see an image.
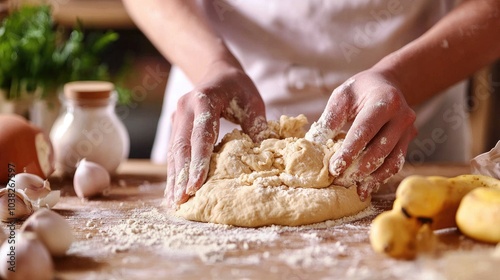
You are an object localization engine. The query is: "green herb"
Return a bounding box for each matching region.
[0,5,131,104]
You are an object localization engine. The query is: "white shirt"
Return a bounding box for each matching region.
[152,0,470,164]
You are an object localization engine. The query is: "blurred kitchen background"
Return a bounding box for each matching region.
[0,0,498,159]
[1,0,169,158]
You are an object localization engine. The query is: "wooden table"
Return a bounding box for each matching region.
[32,161,500,279]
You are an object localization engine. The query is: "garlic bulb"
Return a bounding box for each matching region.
[0,188,34,222]
[73,159,111,198]
[8,173,50,200]
[6,173,59,208]
[21,208,74,257]
[0,232,54,280]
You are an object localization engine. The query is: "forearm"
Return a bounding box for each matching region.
[373,0,500,106]
[122,0,241,84]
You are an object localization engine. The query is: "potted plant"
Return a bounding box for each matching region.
[0,5,126,133]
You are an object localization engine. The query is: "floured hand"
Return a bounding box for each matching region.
[165,60,268,209]
[306,69,417,201]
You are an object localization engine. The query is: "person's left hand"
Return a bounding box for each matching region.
[305,69,417,201]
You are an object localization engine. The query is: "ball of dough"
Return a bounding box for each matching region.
[176,115,370,227]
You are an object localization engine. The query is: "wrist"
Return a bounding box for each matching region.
[198,47,246,82]
[370,53,413,103]
[207,45,244,73]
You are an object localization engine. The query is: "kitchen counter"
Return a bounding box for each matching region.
[33,161,500,279]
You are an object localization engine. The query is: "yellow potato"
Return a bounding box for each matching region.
[394,176,449,218]
[370,174,500,259]
[456,187,500,243]
[369,210,421,259]
[395,174,500,229]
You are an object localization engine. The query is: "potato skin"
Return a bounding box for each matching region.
[370,174,500,259]
[369,211,420,259]
[456,187,500,243]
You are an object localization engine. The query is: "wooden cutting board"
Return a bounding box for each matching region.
[14,160,498,279]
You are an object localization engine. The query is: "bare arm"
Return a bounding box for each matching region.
[376,0,500,106]
[315,0,500,200]
[122,0,241,83]
[122,0,266,208]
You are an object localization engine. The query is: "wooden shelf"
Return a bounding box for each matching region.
[11,0,135,28]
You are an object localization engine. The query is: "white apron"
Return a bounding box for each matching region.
[152,0,471,164]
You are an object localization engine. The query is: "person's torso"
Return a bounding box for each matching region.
[153,0,469,163]
[200,0,457,113]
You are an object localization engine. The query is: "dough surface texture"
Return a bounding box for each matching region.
[176,115,371,227]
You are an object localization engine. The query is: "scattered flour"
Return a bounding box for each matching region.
[69,204,375,265]
[64,182,498,279]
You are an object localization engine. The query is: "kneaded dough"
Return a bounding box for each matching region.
[176,115,371,227]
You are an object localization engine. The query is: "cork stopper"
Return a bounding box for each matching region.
[64,81,114,100]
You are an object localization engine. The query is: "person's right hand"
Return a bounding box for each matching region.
[165,60,268,209]
[305,69,417,201]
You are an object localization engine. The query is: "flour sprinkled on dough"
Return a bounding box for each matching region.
[177,115,370,227]
[329,158,347,177]
[305,111,336,144]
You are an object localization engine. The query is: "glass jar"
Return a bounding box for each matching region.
[50,81,130,175]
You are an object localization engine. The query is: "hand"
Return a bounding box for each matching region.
[165,61,268,209]
[306,69,417,201]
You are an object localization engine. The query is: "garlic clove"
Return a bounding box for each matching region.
[0,188,34,222]
[20,208,74,257]
[0,232,54,280]
[36,190,60,209]
[73,159,111,198]
[8,173,51,200]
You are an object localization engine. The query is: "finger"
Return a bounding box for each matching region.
[165,113,177,210]
[332,156,362,187]
[171,106,194,206]
[186,109,220,195]
[329,100,393,177]
[165,172,176,210]
[346,114,413,180]
[305,81,354,144]
[356,176,377,202]
[241,111,268,143]
[165,150,176,209]
[357,127,417,200]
